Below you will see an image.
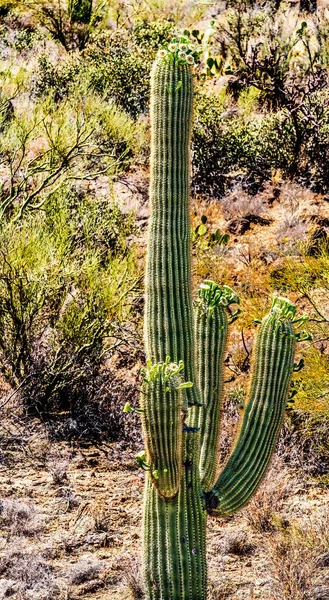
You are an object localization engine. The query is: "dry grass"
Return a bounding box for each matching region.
[0,541,63,599]
[220,187,267,221]
[243,460,292,533]
[218,530,254,556]
[122,554,145,599]
[268,507,329,600]
[0,499,45,538]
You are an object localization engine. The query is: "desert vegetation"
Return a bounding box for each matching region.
[0,1,329,599]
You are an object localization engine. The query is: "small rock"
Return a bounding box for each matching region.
[226,214,272,235]
[255,578,271,587]
[0,578,19,596]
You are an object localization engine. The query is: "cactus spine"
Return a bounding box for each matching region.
[140,39,299,600]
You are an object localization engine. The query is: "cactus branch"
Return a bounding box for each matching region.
[193,281,239,491]
[205,298,296,515]
[141,358,188,499]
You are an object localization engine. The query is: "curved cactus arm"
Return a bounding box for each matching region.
[145,54,201,406]
[192,281,239,492]
[143,430,207,600]
[205,298,297,515]
[140,358,189,499]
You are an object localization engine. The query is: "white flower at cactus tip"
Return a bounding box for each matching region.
[158,49,167,58]
[186,54,194,65]
[178,51,187,60]
[179,43,188,51]
[168,43,178,51]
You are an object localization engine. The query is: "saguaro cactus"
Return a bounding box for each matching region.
[138,38,301,600]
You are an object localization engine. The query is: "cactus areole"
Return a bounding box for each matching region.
[138,41,299,600]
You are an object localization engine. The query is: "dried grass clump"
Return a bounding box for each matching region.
[219,530,254,556]
[0,499,45,537]
[68,557,104,585]
[123,556,145,599]
[243,461,291,533]
[221,187,266,221]
[268,508,329,600]
[0,542,62,599]
[48,460,69,485]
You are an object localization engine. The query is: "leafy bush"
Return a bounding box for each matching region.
[192,92,295,197]
[34,20,173,118]
[35,54,81,100]
[0,189,142,440]
[0,89,145,217]
[82,30,156,118]
[82,22,173,118]
[208,5,329,191]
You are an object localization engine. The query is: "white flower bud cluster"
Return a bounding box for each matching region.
[157,39,196,66]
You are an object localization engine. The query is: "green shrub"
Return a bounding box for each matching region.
[132,19,174,49]
[34,21,173,118]
[0,189,142,439]
[82,30,155,118]
[192,92,295,197]
[0,90,145,217]
[35,55,81,100]
[83,22,173,118]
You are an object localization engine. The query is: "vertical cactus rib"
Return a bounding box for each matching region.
[141,359,188,499]
[205,298,296,515]
[193,281,239,492]
[145,57,201,406]
[143,431,207,600]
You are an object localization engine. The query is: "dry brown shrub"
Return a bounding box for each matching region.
[268,508,329,600]
[122,554,144,599]
[243,461,292,533]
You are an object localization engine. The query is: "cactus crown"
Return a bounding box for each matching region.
[157,36,200,65]
[196,280,240,316]
[142,357,193,391]
[270,296,297,322]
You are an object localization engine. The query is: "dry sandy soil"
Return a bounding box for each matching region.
[0,416,328,600]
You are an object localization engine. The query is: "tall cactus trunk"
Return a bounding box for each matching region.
[145,58,201,408]
[140,39,300,600]
[143,431,207,600]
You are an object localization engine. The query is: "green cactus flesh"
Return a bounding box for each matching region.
[193,282,238,492]
[206,299,296,515]
[145,58,201,407]
[141,359,187,499]
[143,431,207,600]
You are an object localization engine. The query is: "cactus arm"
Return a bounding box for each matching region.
[205,298,296,515]
[140,359,188,499]
[192,281,239,492]
[145,57,201,406]
[143,431,207,600]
